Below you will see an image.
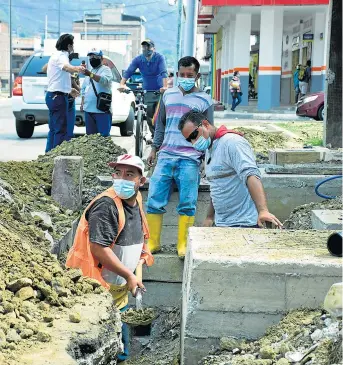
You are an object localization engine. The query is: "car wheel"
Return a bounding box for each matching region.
[119,106,134,137]
[317,105,324,121]
[16,119,34,138]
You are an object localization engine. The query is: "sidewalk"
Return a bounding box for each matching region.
[214,109,313,121]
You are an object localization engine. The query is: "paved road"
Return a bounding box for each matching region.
[0,98,136,162]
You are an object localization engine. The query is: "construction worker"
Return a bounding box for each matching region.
[118,39,168,139]
[66,154,154,363]
[178,111,283,229]
[146,56,214,258]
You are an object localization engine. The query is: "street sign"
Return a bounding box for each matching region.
[303,33,314,42]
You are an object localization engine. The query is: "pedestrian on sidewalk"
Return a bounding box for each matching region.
[45,34,85,152]
[81,49,114,137]
[230,71,242,112]
[298,60,312,97]
[178,111,283,229]
[66,154,154,363]
[146,56,213,258]
[293,64,301,104]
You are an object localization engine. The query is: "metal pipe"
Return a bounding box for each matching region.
[175,0,183,76]
[183,0,198,56]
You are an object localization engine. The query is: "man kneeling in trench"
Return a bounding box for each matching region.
[66,154,154,363]
[178,111,283,229]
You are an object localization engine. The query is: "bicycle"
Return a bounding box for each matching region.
[124,88,160,158]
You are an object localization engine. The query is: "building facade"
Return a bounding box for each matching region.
[197,0,329,110]
[73,4,146,61]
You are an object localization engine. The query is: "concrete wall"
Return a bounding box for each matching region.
[181,227,342,364]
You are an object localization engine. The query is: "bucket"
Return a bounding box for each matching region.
[327,232,342,257]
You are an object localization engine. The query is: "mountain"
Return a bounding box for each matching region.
[0,0,178,66]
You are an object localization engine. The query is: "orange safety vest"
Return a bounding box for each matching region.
[65,187,154,289]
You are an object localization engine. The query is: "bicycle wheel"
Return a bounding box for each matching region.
[135,110,144,157]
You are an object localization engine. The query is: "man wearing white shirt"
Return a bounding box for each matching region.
[45,34,85,152]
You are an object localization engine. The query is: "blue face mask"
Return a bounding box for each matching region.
[178,77,196,92]
[113,179,136,200]
[193,135,211,152]
[143,49,153,57]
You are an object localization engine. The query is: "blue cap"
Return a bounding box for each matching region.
[87,48,103,57]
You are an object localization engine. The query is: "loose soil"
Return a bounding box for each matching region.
[200,309,342,365]
[284,197,342,230]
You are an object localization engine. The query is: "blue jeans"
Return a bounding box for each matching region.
[85,112,112,137]
[67,98,76,141]
[231,92,242,111]
[146,157,200,216]
[117,305,129,362]
[45,92,68,152]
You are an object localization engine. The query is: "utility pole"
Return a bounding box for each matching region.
[183,0,198,56]
[175,0,182,74]
[45,15,48,40]
[324,0,342,147]
[58,0,61,36]
[9,0,12,97]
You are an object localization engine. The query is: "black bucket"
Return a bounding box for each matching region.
[327,231,343,257]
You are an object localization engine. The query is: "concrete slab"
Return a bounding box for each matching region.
[269,148,327,165]
[265,164,343,175]
[181,228,342,365]
[143,253,184,282]
[311,210,343,230]
[128,282,182,308]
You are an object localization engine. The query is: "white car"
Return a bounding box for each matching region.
[12,52,135,138]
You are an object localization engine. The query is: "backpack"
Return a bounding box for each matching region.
[298,66,306,81]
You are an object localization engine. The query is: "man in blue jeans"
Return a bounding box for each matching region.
[146,56,213,258]
[45,34,85,152]
[81,48,113,137]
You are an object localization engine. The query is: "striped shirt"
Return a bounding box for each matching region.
[153,86,213,162]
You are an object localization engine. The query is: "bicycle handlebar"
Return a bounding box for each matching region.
[121,89,161,96]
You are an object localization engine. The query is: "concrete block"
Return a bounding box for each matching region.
[311,210,343,230]
[181,227,342,365]
[143,254,184,282]
[268,149,325,165]
[190,270,286,313]
[181,337,219,365]
[285,274,342,310]
[51,156,83,212]
[183,310,283,339]
[128,282,181,308]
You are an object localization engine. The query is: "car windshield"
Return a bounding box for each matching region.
[20,55,88,77]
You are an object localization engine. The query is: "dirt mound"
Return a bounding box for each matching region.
[283,197,342,230]
[233,128,287,160]
[200,309,342,365]
[37,134,127,205]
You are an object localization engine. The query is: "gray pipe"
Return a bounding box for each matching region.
[183,0,198,57]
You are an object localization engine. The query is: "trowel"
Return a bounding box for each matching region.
[285,343,319,363]
[135,263,143,310]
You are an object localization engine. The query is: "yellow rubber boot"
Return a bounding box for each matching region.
[146,214,163,253]
[177,215,195,259]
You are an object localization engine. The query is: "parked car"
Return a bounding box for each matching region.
[12,52,135,138]
[296,91,324,121]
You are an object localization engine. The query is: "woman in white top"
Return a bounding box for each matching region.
[45,34,85,152]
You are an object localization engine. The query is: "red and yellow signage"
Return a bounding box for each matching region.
[201,0,328,6]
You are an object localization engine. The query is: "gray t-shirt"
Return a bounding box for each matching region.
[205,133,261,227]
[86,196,144,285]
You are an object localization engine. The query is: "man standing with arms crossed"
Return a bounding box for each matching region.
[118,39,168,139]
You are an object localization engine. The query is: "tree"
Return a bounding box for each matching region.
[324,0,342,148]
